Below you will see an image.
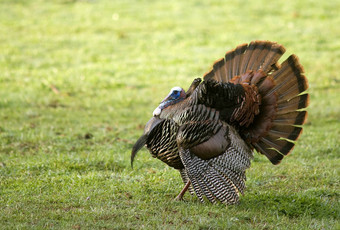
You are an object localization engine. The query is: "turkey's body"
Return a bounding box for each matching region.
[131,41,309,205]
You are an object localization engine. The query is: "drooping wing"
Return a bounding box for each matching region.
[177,121,252,204]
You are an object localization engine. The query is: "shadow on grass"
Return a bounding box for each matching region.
[238,192,339,219]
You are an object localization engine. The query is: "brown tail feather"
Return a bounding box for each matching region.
[253,142,284,164]
[202,41,309,164]
[213,58,225,82]
[269,74,307,100]
[268,125,303,140]
[272,111,307,126]
[242,41,275,72]
[268,56,308,103]
[261,44,286,72]
[276,94,310,115]
[231,44,248,77]
[252,52,308,164]
[225,48,235,81]
[204,41,286,83]
[246,42,268,70]
[240,41,258,73]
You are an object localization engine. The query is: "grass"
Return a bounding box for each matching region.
[0,0,339,229]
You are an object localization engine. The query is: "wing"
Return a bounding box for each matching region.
[177,121,252,204]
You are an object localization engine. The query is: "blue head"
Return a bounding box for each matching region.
[153,86,186,116]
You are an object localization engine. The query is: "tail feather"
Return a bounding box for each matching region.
[203,40,286,84]
[231,43,248,77]
[269,75,306,100]
[253,141,284,164]
[225,49,235,81]
[271,55,308,103]
[272,55,304,81]
[257,77,276,95]
[278,81,308,102]
[261,43,286,72]
[260,136,295,155]
[268,125,302,140]
[272,111,307,126]
[202,41,308,164]
[213,58,226,83]
[246,42,267,70]
[276,94,310,115]
[240,41,257,73]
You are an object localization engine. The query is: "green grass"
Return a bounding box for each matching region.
[0,0,339,229]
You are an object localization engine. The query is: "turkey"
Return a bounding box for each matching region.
[131,41,309,205]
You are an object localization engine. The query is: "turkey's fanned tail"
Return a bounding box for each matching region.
[204,41,285,83]
[202,41,309,164]
[251,54,309,164]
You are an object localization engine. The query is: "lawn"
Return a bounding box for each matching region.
[0,0,339,229]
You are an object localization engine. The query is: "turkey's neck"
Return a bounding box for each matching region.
[159,97,192,120]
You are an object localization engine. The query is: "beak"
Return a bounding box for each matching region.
[160,91,173,103]
[131,117,164,168]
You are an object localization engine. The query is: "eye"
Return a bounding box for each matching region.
[172,90,180,99]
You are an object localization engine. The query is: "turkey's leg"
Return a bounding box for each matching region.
[174,180,191,201]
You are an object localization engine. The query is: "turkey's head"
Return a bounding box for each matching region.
[153,87,186,116]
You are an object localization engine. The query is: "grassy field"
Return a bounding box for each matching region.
[0,0,339,229]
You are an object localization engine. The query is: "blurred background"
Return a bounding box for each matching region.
[0,0,339,228]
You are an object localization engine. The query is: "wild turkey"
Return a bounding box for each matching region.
[131,41,309,205]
